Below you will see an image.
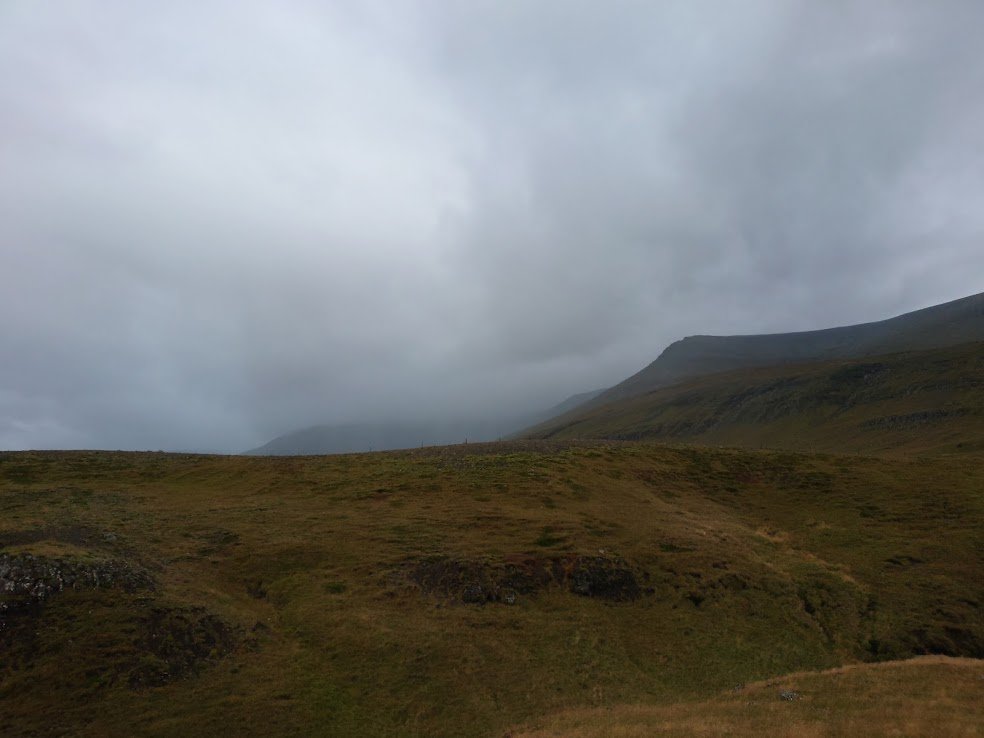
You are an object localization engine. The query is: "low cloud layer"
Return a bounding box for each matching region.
[2,1,983,451]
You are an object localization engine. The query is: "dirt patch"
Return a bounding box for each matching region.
[406,553,645,604]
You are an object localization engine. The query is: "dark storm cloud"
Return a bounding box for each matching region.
[2,1,983,451]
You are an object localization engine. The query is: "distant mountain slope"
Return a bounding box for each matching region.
[245,391,606,455]
[589,291,984,409]
[245,419,521,455]
[538,388,605,418]
[525,341,984,455]
[253,293,983,456]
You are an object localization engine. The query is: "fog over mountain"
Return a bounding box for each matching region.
[587,290,984,408]
[3,1,984,452]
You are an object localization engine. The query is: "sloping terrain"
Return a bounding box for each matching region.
[537,389,606,418]
[512,656,984,737]
[245,419,507,455]
[1,443,981,736]
[525,342,984,456]
[586,291,984,409]
[246,295,984,455]
[245,394,604,456]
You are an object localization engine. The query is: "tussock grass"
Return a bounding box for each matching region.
[511,656,984,737]
[0,442,981,736]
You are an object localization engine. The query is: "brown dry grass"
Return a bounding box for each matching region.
[1,444,981,736]
[512,656,984,737]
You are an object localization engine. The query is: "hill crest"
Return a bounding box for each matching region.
[588,290,984,409]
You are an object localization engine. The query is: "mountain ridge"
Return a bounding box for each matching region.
[586,290,984,410]
[523,340,984,455]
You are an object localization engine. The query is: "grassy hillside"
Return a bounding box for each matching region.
[589,291,984,408]
[525,342,984,456]
[512,656,984,737]
[1,442,981,736]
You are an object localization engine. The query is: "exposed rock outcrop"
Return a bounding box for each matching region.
[406,553,645,604]
[0,552,154,621]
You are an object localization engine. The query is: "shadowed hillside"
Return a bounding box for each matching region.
[246,394,603,456]
[2,443,981,736]
[524,342,984,456]
[245,419,520,455]
[586,291,984,410]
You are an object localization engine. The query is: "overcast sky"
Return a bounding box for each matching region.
[2,1,983,452]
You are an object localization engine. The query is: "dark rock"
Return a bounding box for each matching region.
[567,556,641,600]
[129,606,238,688]
[246,579,267,599]
[406,553,643,604]
[859,409,968,431]
[0,552,155,625]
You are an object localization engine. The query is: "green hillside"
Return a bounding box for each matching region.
[586,291,984,409]
[2,443,982,736]
[525,342,984,456]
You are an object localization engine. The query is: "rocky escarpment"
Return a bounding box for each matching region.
[0,550,240,689]
[0,551,155,621]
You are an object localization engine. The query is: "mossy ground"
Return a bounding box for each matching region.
[511,656,984,737]
[0,441,981,736]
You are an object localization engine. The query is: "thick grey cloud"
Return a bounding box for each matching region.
[2,1,983,451]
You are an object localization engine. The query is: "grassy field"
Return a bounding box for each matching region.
[511,656,984,737]
[1,442,982,736]
[524,342,984,456]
